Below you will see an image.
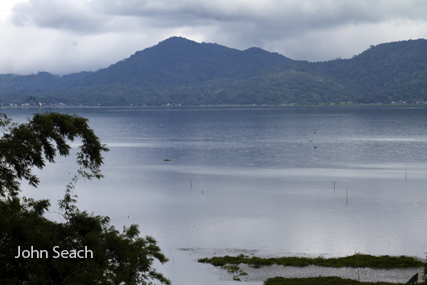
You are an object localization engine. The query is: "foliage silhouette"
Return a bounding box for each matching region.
[0,109,170,284]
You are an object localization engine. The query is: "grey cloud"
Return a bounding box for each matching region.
[90,0,427,32]
[10,0,427,40]
[11,0,106,33]
[4,0,427,75]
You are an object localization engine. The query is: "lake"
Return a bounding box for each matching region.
[5,106,427,284]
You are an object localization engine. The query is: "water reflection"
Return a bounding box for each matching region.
[6,106,427,284]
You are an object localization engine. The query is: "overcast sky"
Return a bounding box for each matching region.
[1,0,426,75]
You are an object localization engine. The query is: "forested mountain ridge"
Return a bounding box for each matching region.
[1,37,426,106]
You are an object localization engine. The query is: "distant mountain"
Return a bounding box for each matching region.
[1,37,427,105]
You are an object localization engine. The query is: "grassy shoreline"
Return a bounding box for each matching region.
[198,253,425,284]
[264,276,419,285]
[198,253,425,268]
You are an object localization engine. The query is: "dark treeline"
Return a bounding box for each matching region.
[1,37,427,106]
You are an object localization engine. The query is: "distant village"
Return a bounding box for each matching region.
[2,102,87,107]
[1,101,427,108]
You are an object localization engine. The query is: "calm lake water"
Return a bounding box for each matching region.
[6,106,427,284]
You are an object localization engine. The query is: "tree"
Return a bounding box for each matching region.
[0,110,171,284]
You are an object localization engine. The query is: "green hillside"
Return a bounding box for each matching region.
[1,37,426,106]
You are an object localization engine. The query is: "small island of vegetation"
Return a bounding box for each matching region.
[199,253,425,284]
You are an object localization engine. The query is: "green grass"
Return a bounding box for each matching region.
[222,264,240,274]
[199,254,424,284]
[264,276,408,285]
[198,253,424,269]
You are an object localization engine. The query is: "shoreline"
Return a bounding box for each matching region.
[219,264,424,283]
[3,103,427,109]
[195,251,425,284]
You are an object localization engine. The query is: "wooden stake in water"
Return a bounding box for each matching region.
[357,254,360,281]
[346,188,348,206]
[405,167,407,185]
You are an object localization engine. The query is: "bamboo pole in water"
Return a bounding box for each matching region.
[405,167,407,185]
[346,188,348,206]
